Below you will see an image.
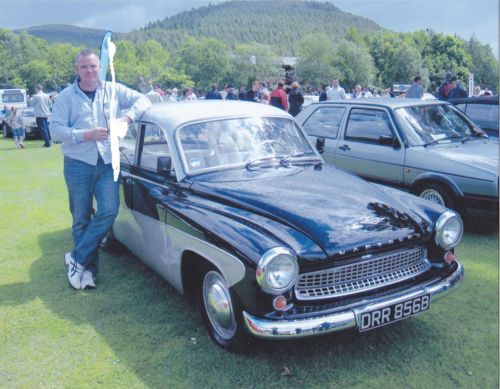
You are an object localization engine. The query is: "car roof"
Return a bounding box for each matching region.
[140,100,291,129]
[306,98,451,109]
[448,95,499,105]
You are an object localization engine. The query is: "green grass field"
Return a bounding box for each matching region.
[0,137,498,389]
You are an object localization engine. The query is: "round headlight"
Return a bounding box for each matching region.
[435,211,463,250]
[256,247,298,294]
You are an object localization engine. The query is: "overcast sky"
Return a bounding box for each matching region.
[0,0,497,57]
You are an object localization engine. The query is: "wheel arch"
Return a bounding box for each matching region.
[180,249,245,298]
[410,173,464,202]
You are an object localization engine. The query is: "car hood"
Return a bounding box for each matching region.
[188,165,426,258]
[422,140,498,174]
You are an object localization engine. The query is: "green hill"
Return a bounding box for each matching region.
[15,24,112,48]
[127,1,386,55]
[15,1,386,55]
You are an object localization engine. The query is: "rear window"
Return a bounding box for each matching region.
[465,104,499,130]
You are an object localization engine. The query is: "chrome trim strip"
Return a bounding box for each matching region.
[243,261,463,339]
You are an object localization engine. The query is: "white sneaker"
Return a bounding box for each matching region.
[81,270,96,290]
[64,252,72,267]
[66,253,84,289]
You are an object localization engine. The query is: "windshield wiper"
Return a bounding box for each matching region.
[245,155,284,170]
[462,128,489,143]
[423,134,463,147]
[280,151,322,166]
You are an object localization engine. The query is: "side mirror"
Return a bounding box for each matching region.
[378,135,400,148]
[315,137,325,154]
[157,156,172,177]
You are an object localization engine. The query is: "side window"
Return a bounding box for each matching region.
[121,123,138,165]
[345,109,393,144]
[302,107,345,138]
[454,103,466,113]
[139,124,170,172]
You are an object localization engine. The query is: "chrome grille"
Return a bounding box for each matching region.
[295,247,429,300]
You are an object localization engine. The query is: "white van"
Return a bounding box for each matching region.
[0,89,28,137]
[0,88,28,109]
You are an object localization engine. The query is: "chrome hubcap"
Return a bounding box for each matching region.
[203,271,236,339]
[420,189,445,206]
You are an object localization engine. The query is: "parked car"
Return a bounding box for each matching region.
[22,108,41,138]
[108,101,464,350]
[449,95,499,140]
[296,99,498,215]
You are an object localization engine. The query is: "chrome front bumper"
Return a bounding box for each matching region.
[243,261,464,339]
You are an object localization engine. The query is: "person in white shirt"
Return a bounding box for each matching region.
[146,87,163,104]
[31,84,52,147]
[326,78,346,100]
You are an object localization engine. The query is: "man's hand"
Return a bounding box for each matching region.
[84,127,109,141]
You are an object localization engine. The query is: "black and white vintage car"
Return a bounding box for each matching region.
[110,101,464,350]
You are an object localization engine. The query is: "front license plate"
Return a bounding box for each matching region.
[358,294,431,332]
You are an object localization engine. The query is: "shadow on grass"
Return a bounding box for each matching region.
[0,228,496,387]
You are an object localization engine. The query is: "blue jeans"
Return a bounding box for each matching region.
[63,155,119,275]
[36,117,50,146]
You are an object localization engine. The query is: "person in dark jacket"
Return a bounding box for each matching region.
[224,84,238,100]
[319,84,327,101]
[288,82,304,116]
[246,81,261,102]
[447,80,468,99]
[206,83,222,100]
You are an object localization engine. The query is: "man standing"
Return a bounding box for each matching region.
[246,81,261,102]
[146,85,163,104]
[287,81,304,116]
[51,48,151,290]
[206,83,222,99]
[405,76,424,98]
[224,84,238,100]
[31,84,52,147]
[326,78,346,100]
[447,79,468,99]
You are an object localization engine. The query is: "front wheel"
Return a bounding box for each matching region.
[419,184,454,209]
[200,269,249,351]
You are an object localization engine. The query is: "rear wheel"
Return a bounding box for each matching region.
[200,269,249,351]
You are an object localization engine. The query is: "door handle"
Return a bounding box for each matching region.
[338,144,351,151]
[124,177,133,186]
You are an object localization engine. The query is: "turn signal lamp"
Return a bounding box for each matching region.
[444,251,456,264]
[273,295,288,311]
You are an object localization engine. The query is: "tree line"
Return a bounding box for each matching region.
[0,26,497,95]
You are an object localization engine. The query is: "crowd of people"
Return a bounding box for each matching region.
[141,79,306,116]
[2,71,496,153]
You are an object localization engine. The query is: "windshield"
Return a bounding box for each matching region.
[394,104,475,146]
[177,117,317,174]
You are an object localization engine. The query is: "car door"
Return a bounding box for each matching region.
[335,107,405,185]
[301,105,346,164]
[128,122,177,279]
[113,121,139,238]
